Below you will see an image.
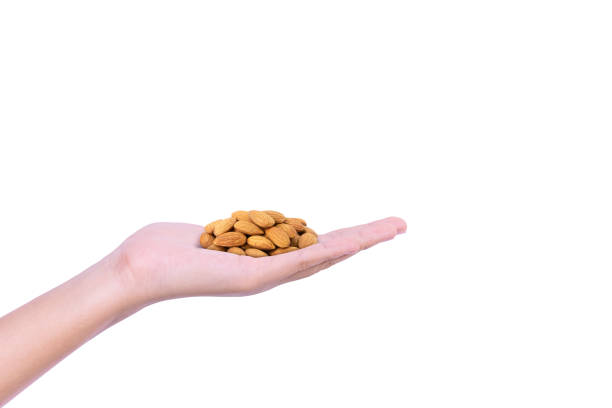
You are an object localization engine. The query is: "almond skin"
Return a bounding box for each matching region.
[290,236,299,247]
[285,218,306,233]
[304,227,317,236]
[205,219,222,234]
[264,210,286,224]
[214,231,247,247]
[213,217,236,236]
[234,220,264,235]
[200,232,214,248]
[298,232,317,248]
[245,248,268,257]
[265,226,290,248]
[293,217,307,225]
[231,210,251,221]
[249,210,275,228]
[206,244,227,251]
[227,247,246,255]
[247,235,276,250]
[270,246,299,255]
[278,223,298,238]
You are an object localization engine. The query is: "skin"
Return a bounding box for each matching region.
[0,216,406,406]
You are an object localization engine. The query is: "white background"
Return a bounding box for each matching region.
[1,1,611,407]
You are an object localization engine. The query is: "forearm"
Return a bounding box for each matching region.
[0,254,140,406]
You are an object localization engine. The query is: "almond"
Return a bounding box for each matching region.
[234,220,264,235]
[270,246,299,255]
[264,210,286,224]
[249,210,275,228]
[298,232,317,248]
[213,217,236,236]
[290,236,299,247]
[285,218,306,233]
[205,219,222,234]
[245,248,268,257]
[214,231,247,247]
[227,247,246,255]
[199,232,214,248]
[304,227,317,236]
[278,223,298,238]
[231,210,251,221]
[265,226,290,248]
[293,217,307,225]
[201,210,318,256]
[247,235,276,250]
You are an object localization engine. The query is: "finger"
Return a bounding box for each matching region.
[319,216,406,250]
[254,237,361,282]
[281,253,355,284]
[253,217,405,286]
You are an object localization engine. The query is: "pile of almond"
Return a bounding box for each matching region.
[200,210,318,257]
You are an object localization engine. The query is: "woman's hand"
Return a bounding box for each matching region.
[116,217,407,304]
[0,216,405,405]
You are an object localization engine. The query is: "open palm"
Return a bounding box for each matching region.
[117,217,406,303]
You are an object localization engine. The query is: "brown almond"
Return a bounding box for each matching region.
[278,223,298,238]
[247,235,276,250]
[199,232,214,248]
[264,210,286,224]
[231,210,251,221]
[214,231,247,247]
[227,247,246,256]
[265,226,290,248]
[285,218,306,233]
[298,232,317,248]
[304,227,317,236]
[234,220,264,235]
[290,236,299,247]
[245,248,268,257]
[206,244,227,251]
[270,246,299,255]
[205,219,222,234]
[248,210,275,228]
[213,217,236,236]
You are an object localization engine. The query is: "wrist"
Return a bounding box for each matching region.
[89,251,149,323]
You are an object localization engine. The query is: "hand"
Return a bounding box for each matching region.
[0,216,405,404]
[115,217,407,303]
